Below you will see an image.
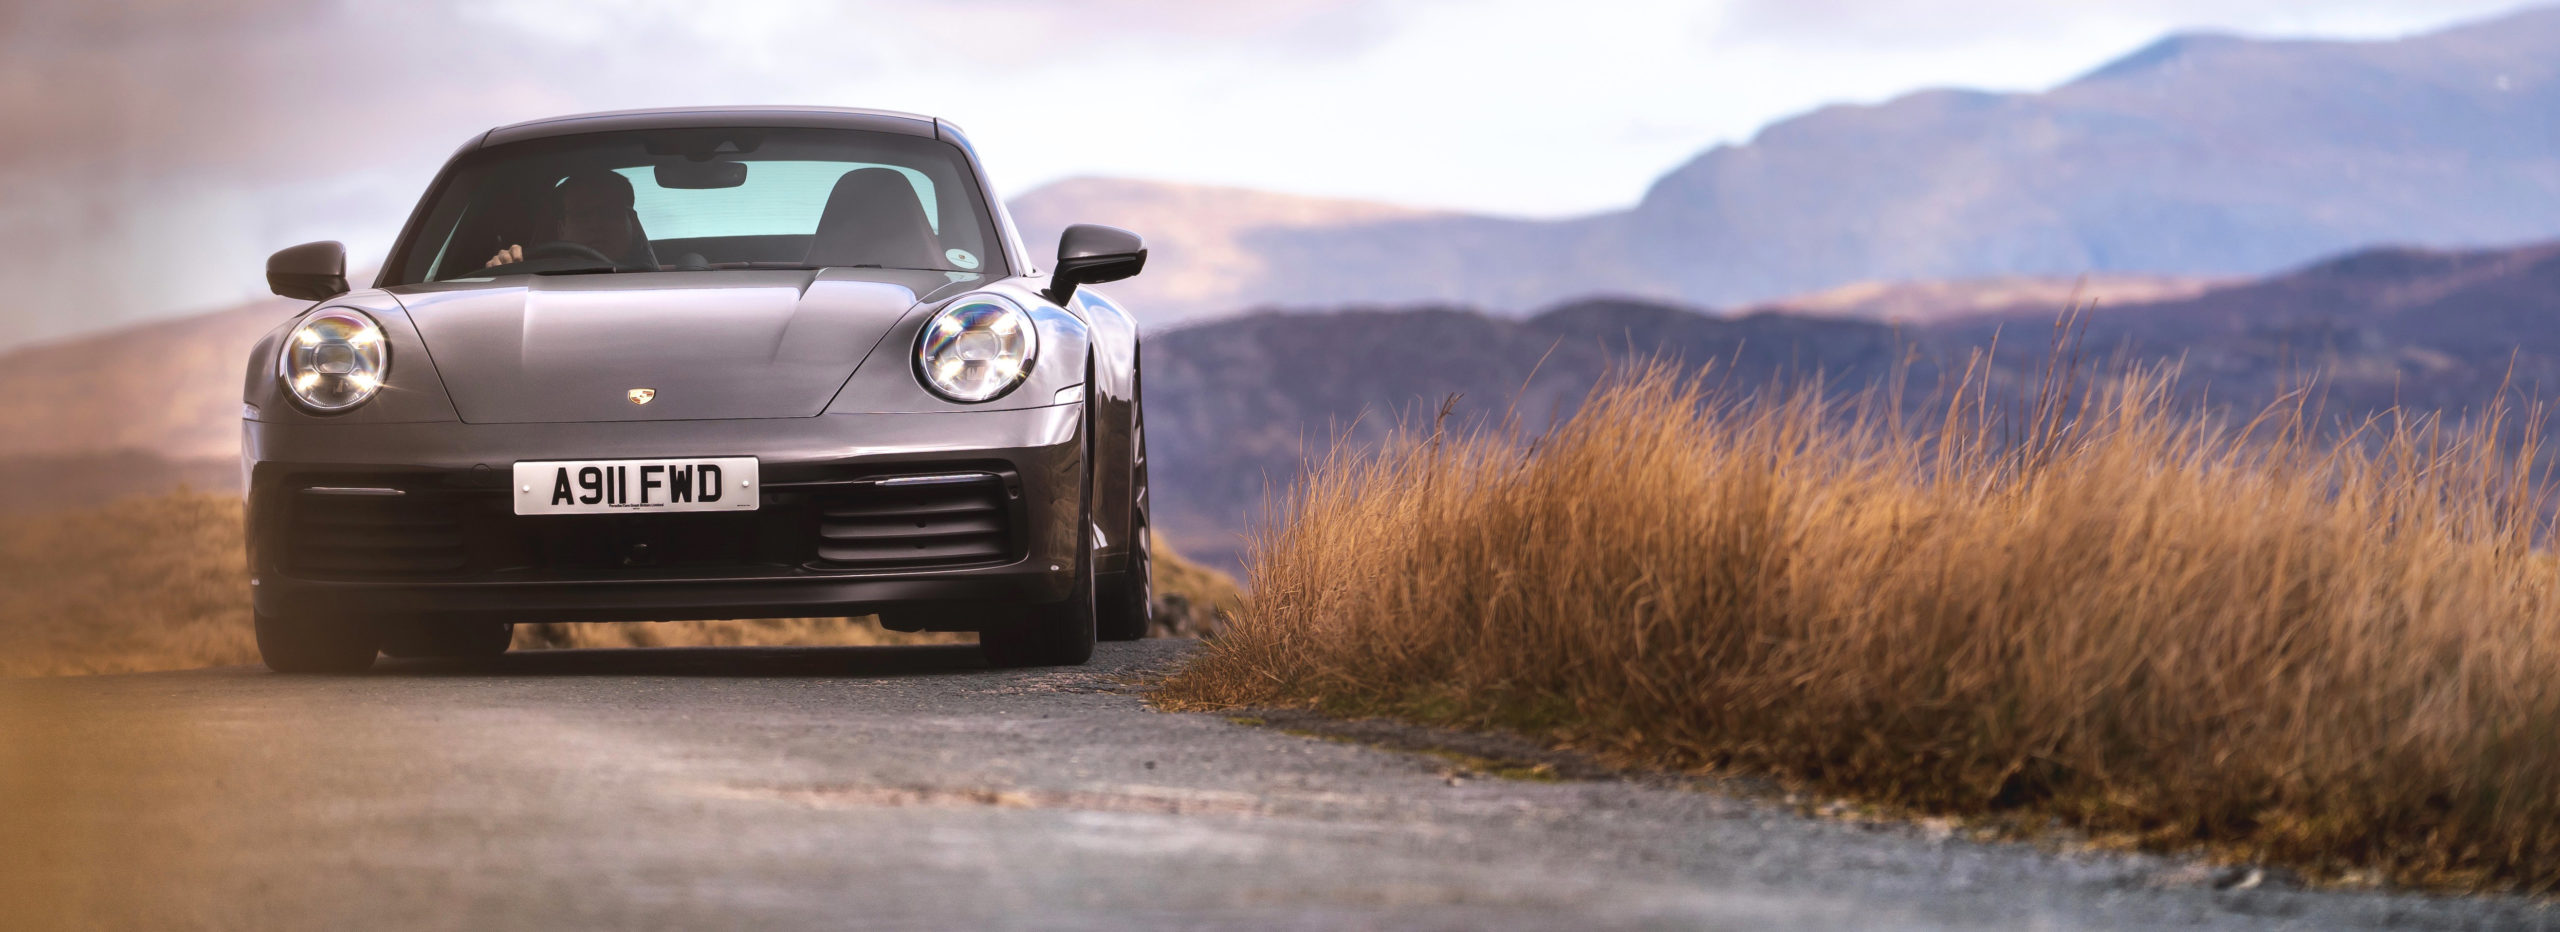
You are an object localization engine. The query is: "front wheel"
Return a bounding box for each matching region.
[984,381,1100,668]
[254,613,381,674]
[1096,528,1152,641]
[979,554,1097,668]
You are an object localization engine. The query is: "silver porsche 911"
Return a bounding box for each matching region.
[244,106,1155,673]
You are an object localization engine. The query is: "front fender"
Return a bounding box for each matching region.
[1066,287,1141,565]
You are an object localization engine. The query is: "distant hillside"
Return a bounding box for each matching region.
[1010,7,2560,326]
[0,298,287,509]
[1147,238,2560,571]
[0,296,287,463]
[1618,9,2560,306]
[1744,273,2225,324]
[1954,240,2560,414]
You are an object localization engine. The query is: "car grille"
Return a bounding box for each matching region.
[276,469,1021,580]
[811,474,1015,571]
[285,487,468,577]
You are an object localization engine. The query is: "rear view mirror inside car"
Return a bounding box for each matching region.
[655,160,748,189]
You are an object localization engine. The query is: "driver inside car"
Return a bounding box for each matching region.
[484,169,658,270]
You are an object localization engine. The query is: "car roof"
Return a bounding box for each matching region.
[478,106,948,148]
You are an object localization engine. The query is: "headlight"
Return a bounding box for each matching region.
[280,309,389,412]
[915,294,1037,403]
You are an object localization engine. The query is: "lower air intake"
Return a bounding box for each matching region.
[285,487,468,578]
[811,474,1013,570]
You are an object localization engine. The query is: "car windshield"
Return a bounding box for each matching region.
[386,126,1005,284]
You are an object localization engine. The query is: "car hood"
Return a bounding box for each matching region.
[393,269,974,424]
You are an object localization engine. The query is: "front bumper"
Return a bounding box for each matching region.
[244,404,1085,625]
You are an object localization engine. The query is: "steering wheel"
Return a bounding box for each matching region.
[522,241,617,265]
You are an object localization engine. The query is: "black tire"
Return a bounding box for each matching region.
[1096,528,1152,641]
[1097,363,1153,642]
[254,612,381,674]
[380,621,514,661]
[982,374,1099,668]
[978,547,1097,667]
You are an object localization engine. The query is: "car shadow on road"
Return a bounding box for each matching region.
[370,643,995,679]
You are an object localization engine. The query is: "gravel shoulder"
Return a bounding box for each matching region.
[2,639,2548,931]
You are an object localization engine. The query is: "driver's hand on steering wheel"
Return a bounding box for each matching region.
[484,244,524,268]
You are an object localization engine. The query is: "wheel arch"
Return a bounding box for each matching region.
[1069,289,1143,568]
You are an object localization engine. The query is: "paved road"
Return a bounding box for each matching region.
[3,640,2547,931]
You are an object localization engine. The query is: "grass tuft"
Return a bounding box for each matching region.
[1159,358,2560,891]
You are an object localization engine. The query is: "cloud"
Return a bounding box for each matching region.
[0,0,2541,348]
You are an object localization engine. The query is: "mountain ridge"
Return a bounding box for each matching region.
[1008,5,2560,328]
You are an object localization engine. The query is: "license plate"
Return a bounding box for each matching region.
[512,457,760,515]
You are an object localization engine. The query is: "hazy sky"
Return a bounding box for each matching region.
[0,0,2540,346]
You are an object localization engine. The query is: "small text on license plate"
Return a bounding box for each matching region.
[512,457,759,515]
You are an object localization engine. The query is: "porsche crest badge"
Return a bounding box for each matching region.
[628,388,657,405]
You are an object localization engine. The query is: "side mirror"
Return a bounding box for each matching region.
[268,241,350,301]
[1042,224,1146,306]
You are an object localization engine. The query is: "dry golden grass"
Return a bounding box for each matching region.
[0,491,260,676]
[0,491,1239,677]
[1160,360,2560,891]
